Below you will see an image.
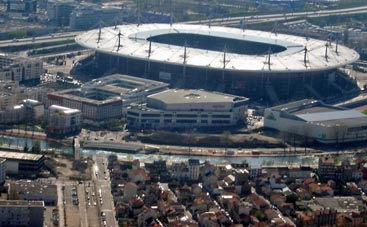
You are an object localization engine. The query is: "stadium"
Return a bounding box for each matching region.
[75,23,360,103]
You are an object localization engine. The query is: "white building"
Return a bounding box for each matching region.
[46,105,82,136]
[21,99,44,122]
[0,159,6,185]
[0,200,44,227]
[264,99,367,143]
[188,159,200,181]
[47,74,168,125]
[0,54,43,83]
[126,89,249,129]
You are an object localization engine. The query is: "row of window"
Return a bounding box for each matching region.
[131,112,231,118]
[138,118,231,124]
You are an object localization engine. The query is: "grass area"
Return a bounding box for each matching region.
[363,109,367,115]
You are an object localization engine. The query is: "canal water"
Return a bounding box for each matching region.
[0,136,358,166]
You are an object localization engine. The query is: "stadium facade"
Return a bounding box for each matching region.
[75,24,360,103]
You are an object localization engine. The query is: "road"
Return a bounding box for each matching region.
[186,5,367,26]
[93,156,117,227]
[0,31,81,48]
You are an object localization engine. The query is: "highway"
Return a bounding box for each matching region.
[0,31,81,48]
[186,5,367,26]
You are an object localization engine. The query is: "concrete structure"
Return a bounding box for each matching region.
[47,89,121,126]
[0,54,43,84]
[0,200,44,227]
[70,3,123,31]
[0,151,44,176]
[21,99,44,122]
[8,180,58,205]
[126,89,248,129]
[47,74,168,125]
[6,0,37,14]
[47,0,77,26]
[82,74,169,106]
[264,99,367,143]
[0,98,45,125]
[0,159,6,185]
[188,159,200,181]
[76,24,359,102]
[45,105,82,136]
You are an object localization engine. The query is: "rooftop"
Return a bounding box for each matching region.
[148,89,248,104]
[0,150,43,161]
[76,23,359,73]
[9,180,57,198]
[0,200,44,207]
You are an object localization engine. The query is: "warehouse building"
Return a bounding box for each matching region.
[264,99,367,143]
[126,89,249,129]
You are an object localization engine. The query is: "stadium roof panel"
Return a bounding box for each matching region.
[76,23,359,73]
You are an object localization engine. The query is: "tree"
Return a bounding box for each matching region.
[31,140,41,154]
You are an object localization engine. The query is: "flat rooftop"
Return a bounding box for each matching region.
[83,74,169,96]
[9,180,57,198]
[0,150,43,161]
[148,89,248,104]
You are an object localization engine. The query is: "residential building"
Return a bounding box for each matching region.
[318,157,336,180]
[188,159,200,181]
[45,105,82,136]
[126,89,249,129]
[21,99,44,122]
[0,200,44,227]
[0,54,43,83]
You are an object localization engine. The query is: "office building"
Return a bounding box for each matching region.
[126,89,249,129]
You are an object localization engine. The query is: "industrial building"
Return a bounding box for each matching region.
[0,200,44,227]
[0,54,43,84]
[76,24,359,103]
[264,99,367,143]
[126,89,249,129]
[0,151,44,176]
[45,105,82,136]
[47,74,168,125]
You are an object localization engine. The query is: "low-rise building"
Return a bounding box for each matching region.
[0,151,44,176]
[21,99,44,122]
[264,99,367,143]
[0,53,43,84]
[126,89,249,129]
[0,200,44,227]
[45,105,82,136]
[8,180,57,205]
[47,74,168,125]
